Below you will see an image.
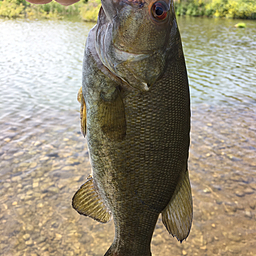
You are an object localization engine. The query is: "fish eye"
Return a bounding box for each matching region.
[151,1,168,21]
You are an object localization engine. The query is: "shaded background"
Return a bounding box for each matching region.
[0,17,256,255]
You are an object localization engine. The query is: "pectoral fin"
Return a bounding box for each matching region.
[72,175,112,223]
[77,87,86,137]
[98,88,126,141]
[162,170,193,242]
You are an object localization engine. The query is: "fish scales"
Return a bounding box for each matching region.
[73,1,193,255]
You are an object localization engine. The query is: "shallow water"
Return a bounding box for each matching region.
[0,17,255,256]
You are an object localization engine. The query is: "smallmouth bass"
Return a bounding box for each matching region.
[73,1,193,255]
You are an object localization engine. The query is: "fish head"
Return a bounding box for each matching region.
[96,0,179,91]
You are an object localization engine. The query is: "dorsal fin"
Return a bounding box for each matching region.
[161,170,193,242]
[72,175,112,223]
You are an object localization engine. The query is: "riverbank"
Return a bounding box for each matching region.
[1,104,256,256]
[0,0,81,19]
[175,0,256,19]
[0,0,255,20]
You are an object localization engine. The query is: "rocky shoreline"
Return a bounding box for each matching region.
[1,104,255,256]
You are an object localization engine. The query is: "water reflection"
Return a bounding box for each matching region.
[0,17,255,256]
[179,17,256,106]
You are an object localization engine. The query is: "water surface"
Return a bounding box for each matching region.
[0,17,255,256]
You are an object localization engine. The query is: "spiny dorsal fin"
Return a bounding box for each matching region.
[162,170,193,242]
[72,175,112,223]
[98,88,126,141]
[77,87,86,137]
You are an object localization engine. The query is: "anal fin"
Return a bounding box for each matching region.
[162,170,193,242]
[72,175,112,223]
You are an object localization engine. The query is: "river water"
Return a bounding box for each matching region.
[0,16,255,256]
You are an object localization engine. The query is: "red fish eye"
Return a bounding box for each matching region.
[151,2,168,21]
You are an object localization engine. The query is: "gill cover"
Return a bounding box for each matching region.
[96,0,178,91]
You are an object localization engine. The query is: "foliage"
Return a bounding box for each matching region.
[175,0,206,16]
[175,0,256,19]
[0,0,25,18]
[205,0,256,19]
[0,0,81,19]
[80,0,100,21]
[0,0,255,20]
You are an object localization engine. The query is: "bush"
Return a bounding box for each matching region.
[205,0,256,19]
[0,0,81,19]
[0,0,255,20]
[175,0,256,19]
[0,0,24,18]
[80,0,101,22]
[175,1,207,17]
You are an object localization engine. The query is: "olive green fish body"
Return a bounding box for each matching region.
[73,1,192,255]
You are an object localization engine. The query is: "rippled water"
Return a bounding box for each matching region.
[0,17,255,256]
